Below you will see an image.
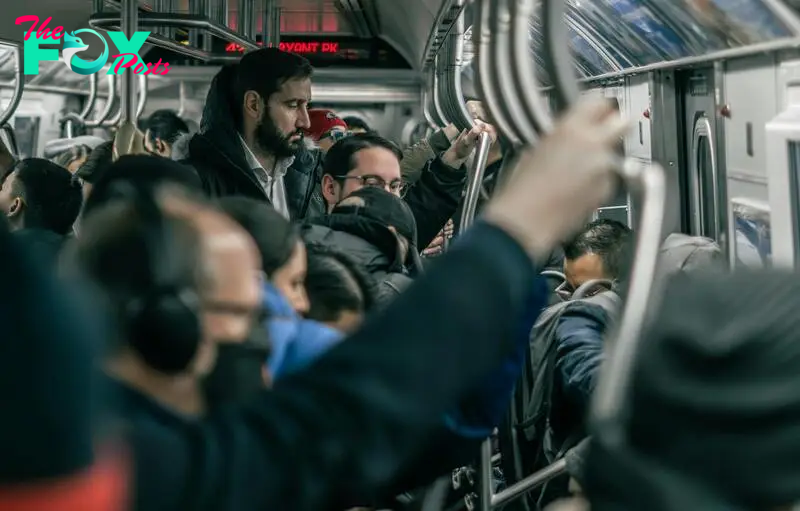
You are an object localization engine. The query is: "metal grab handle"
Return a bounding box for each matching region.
[63,75,117,129]
[100,74,148,127]
[540,270,566,281]
[65,74,99,138]
[591,160,668,447]
[474,0,521,146]
[432,56,451,127]
[176,81,187,118]
[458,132,493,232]
[0,39,24,127]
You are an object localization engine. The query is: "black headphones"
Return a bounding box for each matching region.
[109,180,202,374]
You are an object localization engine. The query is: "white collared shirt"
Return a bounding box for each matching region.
[239,136,293,219]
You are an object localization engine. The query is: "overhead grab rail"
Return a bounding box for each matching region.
[441,0,474,132]
[176,81,187,118]
[89,12,258,63]
[99,74,148,127]
[431,57,451,127]
[64,74,99,138]
[491,0,539,143]
[474,0,521,146]
[422,89,441,129]
[472,0,668,508]
[0,38,24,128]
[62,75,118,129]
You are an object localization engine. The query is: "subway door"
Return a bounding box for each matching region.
[594,86,632,226]
[679,68,725,242]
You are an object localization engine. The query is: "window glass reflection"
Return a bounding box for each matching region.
[732,199,772,269]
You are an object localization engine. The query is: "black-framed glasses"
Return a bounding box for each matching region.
[337,174,408,197]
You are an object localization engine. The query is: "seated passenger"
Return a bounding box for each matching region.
[304,186,421,306]
[305,242,377,333]
[177,50,324,221]
[551,220,633,438]
[142,109,189,158]
[304,108,350,153]
[321,130,480,250]
[342,115,372,134]
[0,158,83,261]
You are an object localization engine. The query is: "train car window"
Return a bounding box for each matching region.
[13,117,40,160]
[731,197,772,269]
[788,142,800,267]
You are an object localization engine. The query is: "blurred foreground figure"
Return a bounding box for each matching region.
[587,270,800,510]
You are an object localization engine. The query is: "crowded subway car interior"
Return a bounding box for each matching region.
[1,0,800,509]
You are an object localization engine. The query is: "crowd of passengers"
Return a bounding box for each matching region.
[0,46,796,511]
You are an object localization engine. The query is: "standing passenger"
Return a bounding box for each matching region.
[179,50,323,220]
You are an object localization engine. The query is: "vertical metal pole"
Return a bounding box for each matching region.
[239,0,254,39]
[188,0,201,49]
[478,438,494,511]
[93,0,104,13]
[119,0,137,125]
[262,0,280,47]
[153,0,167,37]
[270,0,281,48]
[202,0,213,51]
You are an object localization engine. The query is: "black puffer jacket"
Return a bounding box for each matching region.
[302,214,423,307]
[177,64,326,220]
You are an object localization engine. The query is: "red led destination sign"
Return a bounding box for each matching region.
[225,41,340,54]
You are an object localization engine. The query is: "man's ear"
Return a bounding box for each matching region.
[321,174,339,208]
[243,91,263,122]
[7,197,23,218]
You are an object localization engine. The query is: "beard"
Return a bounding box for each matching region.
[255,116,304,159]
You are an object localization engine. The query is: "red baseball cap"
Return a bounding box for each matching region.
[305,109,348,141]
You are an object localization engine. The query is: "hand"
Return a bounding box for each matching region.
[483,97,630,261]
[441,123,494,168]
[422,220,454,257]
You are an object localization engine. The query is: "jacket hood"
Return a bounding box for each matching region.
[170,132,193,162]
[302,223,396,274]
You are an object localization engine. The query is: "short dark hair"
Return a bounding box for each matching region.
[234,48,314,131]
[563,219,634,280]
[323,132,403,179]
[3,158,83,235]
[73,140,113,185]
[144,109,189,145]
[305,242,377,322]
[216,196,300,277]
[342,116,371,132]
[82,155,204,218]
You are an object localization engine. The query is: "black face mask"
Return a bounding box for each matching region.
[202,327,271,409]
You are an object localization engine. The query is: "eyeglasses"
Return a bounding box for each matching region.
[337,174,407,197]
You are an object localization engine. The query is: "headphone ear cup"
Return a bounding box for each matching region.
[128,291,201,374]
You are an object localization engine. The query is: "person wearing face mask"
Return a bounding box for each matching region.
[176,49,323,221]
[216,196,344,381]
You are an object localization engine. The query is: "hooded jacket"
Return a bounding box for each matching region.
[174,65,326,220]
